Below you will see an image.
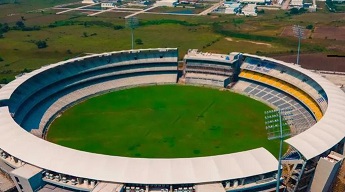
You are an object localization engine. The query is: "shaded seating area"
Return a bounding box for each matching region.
[239,70,323,121]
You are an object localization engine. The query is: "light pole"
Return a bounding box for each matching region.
[292,25,305,66]
[125,17,139,50]
[264,108,293,192]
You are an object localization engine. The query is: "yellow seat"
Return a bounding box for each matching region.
[239,69,323,121]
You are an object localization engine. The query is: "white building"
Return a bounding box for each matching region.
[240,0,270,4]
[82,0,98,4]
[332,0,345,3]
[223,3,241,14]
[101,2,116,8]
[242,3,257,16]
[154,0,178,7]
[290,0,303,7]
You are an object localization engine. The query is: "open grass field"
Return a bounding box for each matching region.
[46,85,282,158]
[1,1,345,82]
[0,3,345,83]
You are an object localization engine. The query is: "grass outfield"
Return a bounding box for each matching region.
[47,85,282,158]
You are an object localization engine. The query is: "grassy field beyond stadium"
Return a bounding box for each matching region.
[47,85,281,158]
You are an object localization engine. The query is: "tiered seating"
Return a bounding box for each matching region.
[239,70,323,121]
[234,80,316,134]
[184,59,233,88]
[242,57,276,73]
[186,63,233,76]
[7,50,179,132]
[9,50,177,114]
[21,71,177,131]
[32,73,177,134]
[185,73,228,87]
[242,57,328,112]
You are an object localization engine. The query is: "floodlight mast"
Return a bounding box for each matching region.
[264,108,293,192]
[131,27,134,49]
[293,25,305,66]
[126,17,139,50]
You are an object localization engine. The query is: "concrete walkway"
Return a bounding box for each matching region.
[88,6,118,16]
[56,3,100,15]
[199,1,222,15]
[125,6,157,18]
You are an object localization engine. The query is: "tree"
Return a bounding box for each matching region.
[1,23,10,33]
[306,24,314,30]
[35,40,47,49]
[257,9,265,14]
[16,20,25,29]
[114,25,124,30]
[289,8,299,14]
[135,38,143,45]
[0,78,9,84]
[21,68,30,73]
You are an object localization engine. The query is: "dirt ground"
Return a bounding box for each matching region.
[312,26,345,41]
[272,53,345,72]
[280,26,311,39]
[280,26,345,41]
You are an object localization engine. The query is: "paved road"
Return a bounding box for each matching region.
[56,3,100,15]
[281,0,291,10]
[88,6,119,16]
[125,6,157,18]
[199,1,222,15]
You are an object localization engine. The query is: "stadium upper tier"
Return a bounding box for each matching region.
[0,49,345,190]
[241,56,328,113]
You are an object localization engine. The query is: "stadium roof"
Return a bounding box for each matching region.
[244,53,345,160]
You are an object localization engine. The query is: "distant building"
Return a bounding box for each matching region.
[154,0,178,7]
[239,0,270,4]
[101,2,116,8]
[179,0,198,4]
[241,3,257,16]
[82,0,98,4]
[290,0,303,7]
[332,0,345,3]
[223,2,241,14]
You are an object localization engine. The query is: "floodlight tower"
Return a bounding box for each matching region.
[293,25,305,66]
[126,16,139,50]
[264,108,293,192]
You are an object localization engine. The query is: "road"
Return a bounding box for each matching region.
[56,3,100,15]
[281,0,291,10]
[88,6,119,16]
[199,1,222,15]
[125,6,157,19]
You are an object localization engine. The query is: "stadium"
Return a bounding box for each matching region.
[0,48,344,192]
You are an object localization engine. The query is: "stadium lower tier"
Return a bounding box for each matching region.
[232,79,316,135]
[238,69,323,121]
[36,73,177,137]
